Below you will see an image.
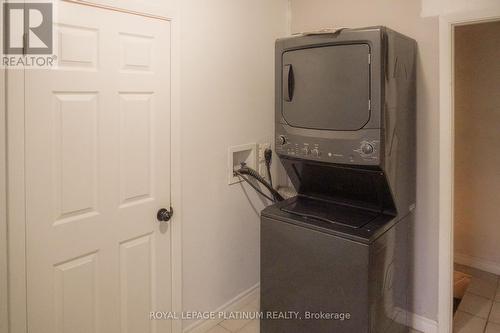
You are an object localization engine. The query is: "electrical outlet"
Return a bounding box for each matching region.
[228,143,257,185]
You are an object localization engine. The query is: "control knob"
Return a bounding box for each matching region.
[361,143,374,155]
[279,135,287,145]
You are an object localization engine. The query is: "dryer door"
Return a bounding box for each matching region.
[282,43,371,131]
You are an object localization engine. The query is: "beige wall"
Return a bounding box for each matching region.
[421,0,500,17]
[180,1,289,330]
[290,0,440,320]
[454,21,500,272]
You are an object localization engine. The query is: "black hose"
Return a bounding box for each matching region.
[234,170,275,202]
[236,165,284,202]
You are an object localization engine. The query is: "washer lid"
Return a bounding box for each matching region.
[281,196,380,229]
[282,43,371,131]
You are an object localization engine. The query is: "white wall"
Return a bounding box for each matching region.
[421,0,500,17]
[290,0,440,321]
[454,21,500,274]
[179,1,289,330]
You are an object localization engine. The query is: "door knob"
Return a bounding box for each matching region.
[157,207,173,222]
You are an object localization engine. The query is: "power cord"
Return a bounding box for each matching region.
[264,148,273,188]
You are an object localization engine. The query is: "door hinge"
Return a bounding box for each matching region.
[368,99,371,110]
[368,53,371,64]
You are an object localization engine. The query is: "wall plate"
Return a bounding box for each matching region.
[228,143,256,185]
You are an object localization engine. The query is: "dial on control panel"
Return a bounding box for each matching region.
[361,143,374,155]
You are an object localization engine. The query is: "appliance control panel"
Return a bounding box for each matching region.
[275,126,382,166]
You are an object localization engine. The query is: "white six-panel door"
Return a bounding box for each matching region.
[24,2,172,332]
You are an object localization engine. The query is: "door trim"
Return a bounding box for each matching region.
[63,0,171,21]
[169,6,183,333]
[6,65,27,333]
[5,2,183,332]
[0,2,8,328]
[438,7,500,333]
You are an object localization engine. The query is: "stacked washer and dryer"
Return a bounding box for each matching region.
[260,26,417,333]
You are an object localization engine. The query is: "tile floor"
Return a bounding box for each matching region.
[204,292,423,333]
[205,296,260,333]
[204,264,500,333]
[454,263,500,333]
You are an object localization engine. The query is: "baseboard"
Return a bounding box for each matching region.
[455,252,500,276]
[409,312,439,333]
[393,306,438,333]
[183,284,437,333]
[183,283,260,333]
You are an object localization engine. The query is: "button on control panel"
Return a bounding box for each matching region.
[276,132,380,165]
[280,141,322,159]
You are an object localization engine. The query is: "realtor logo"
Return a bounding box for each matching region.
[3,3,53,54]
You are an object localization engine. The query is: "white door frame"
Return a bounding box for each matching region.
[438,7,500,333]
[0,2,8,328]
[5,1,183,332]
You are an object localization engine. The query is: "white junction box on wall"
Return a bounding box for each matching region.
[228,143,257,185]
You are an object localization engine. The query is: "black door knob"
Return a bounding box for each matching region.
[157,207,173,222]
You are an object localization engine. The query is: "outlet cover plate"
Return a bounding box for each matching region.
[258,142,271,162]
[228,143,257,185]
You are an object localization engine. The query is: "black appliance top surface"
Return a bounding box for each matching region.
[262,196,399,244]
[281,196,379,229]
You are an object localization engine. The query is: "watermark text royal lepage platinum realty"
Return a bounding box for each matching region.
[2,2,56,68]
[150,311,352,321]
